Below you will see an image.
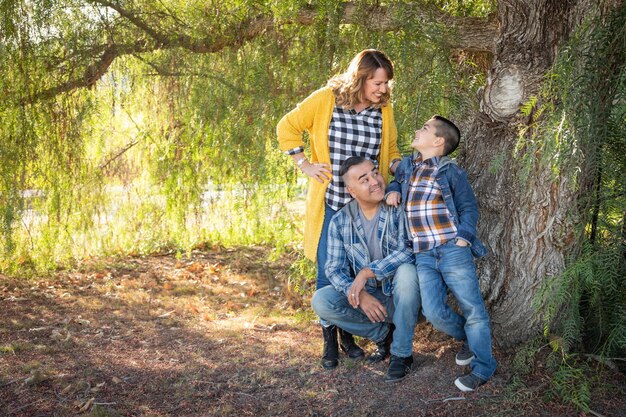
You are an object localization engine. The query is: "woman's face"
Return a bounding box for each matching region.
[361,67,390,106]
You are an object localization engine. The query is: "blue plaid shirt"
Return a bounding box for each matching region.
[325,200,414,297]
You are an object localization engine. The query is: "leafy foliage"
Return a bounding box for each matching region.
[549,361,592,412]
[0,1,485,273]
[524,3,626,410]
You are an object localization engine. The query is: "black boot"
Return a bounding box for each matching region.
[321,325,339,369]
[338,328,365,359]
[385,355,414,383]
[367,323,394,363]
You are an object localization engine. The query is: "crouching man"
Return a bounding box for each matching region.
[311,156,421,382]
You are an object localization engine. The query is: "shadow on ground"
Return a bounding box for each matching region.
[0,246,624,416]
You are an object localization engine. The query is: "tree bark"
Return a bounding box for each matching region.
[459,0,619,347]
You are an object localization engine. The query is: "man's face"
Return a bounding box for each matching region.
[344,160,386,205]
[362,67,390,106]
[411,118,440,152]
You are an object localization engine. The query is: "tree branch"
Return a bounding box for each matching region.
[29,1,497,101]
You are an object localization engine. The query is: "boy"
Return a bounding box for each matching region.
[386,115,497,391]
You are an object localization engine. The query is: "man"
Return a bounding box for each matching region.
[311,156,421,382]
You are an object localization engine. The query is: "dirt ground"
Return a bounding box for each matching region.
[1,246,624,417]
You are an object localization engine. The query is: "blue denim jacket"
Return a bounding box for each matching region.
[387,155,487,258]
[325,200,414,297]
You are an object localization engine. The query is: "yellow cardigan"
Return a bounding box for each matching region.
[277,87,400,261]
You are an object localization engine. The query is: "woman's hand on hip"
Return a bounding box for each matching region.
[301,161,331,183]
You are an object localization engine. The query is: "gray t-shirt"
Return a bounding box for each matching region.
[359,206,383,261]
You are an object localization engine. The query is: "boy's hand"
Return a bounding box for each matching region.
[385,191,401,207]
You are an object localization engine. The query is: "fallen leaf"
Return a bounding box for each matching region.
[112,376,122,384]
[29,326,50,332]
[224,301,241,311]
[91,382,105,393]
[25,369,47,385]
[78,398,95,412]
[186,262,204,274]
[51,329,71,342]
[4,296,27,302]
[206,262,221,274]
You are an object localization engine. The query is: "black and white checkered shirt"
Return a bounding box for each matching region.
[326,106,382,210]
[284,105,382,211]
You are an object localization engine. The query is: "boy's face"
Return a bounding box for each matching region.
[344,160,386,205]
[411,118,443,153]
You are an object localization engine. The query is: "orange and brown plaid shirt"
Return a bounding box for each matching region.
[405,156,457,252]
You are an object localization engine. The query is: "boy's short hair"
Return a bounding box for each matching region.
[339,156,368,182]
[432,115,461,156]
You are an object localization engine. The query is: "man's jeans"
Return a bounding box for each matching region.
[415,240,497,380]
[311,264,420,358]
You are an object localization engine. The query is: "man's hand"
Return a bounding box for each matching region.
[385,191,401,207]
[455,238,469,247]
[359,292,388,323]
[347,268,374,308]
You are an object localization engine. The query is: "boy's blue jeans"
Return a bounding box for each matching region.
[311,264,421,358]
[415,240,497,380]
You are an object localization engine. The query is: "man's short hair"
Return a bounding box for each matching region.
[432,115,461,155]
[339,156,368,182]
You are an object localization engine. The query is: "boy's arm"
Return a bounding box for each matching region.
[386,180,401,195]
[385,156,410,205]
[385,181,401,207]
[451,168,480,243]
[324,216,354,297]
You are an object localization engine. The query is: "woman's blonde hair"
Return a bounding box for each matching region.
[327,49,394,110]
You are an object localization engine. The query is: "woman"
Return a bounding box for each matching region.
[277,49,401,368]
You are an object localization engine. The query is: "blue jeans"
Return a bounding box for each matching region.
[316,204,337,328]
[311,263,420,357]
[316,204,337,290]
[415,240,497,380]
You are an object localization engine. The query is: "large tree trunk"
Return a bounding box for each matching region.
[459,0,617,348]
